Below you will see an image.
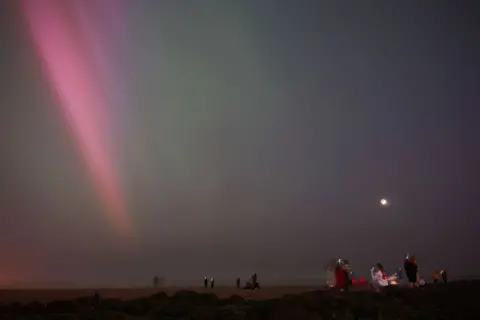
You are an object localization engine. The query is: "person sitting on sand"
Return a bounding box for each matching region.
[395,267,405,285]
[371,263,389,292]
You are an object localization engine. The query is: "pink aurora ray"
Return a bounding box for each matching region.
[20,0,132,236]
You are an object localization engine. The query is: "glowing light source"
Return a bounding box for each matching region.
[380,198,389,207]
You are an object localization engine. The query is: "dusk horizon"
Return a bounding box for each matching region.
[1,0,478,288]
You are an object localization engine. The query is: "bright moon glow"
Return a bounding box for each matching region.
[380,198,388,206]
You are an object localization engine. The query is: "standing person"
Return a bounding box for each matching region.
[93,291,101,309]
[204,277,208,288]
[210,277,215,289]
[433,270,440,283]
[153,276,159,288]
[334,260,346,290]
[252,273,257,288]
[440,270,448,284]
[403,254,410,274]
[343,265,351,291]
[404,255,419,288]
[236,277,240,288]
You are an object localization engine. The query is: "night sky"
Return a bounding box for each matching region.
[0,0,479,287]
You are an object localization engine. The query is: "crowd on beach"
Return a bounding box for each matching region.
[150,254,448,292]
[333,254,448,292]
[200,273,261,290]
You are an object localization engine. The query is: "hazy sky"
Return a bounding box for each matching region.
[0,0,479,287]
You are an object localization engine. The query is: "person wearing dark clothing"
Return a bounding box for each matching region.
[204,277,208,288]
[440,270,448,284]
[404,256,418,287]
[252,273,257,287]
[236,277,240,288]
[93,291,101,309]
[343,268,351,290]
[210,277,215,289]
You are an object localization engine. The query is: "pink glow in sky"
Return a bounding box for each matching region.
[20,0,132,236]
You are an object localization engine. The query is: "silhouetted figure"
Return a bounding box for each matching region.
[334,261,347,291]
[433,270,440,283]
[153,275,159,288]
[93,291,101,309]
[440,270,448,284]
[403,255,409,276]
[397,267,404,281]
[252,273,257,287]
[204,277,208,288]
[404,254,418,287]
[210,277,215,289]
[343,267,351,291]
[236,277,240,288]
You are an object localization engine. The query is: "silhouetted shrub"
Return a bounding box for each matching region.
[150,291,168,300]
[22,301,45,314]
[122,299,148,316]
[1,302,24,314]
[226,294,246,305]
[101,299,124,311]
[45,300,78,314]
[3,280,480,319]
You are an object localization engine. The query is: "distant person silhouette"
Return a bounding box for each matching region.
[343,266,351,291]
[252,273,257,287]
[93,291,101,309]
[153,275,159,288]
[440,270,448,284]
[204,277,208,288]
[210,277,215,289]
[236,277,240,288]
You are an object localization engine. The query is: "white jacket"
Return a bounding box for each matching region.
[371,268,389,287]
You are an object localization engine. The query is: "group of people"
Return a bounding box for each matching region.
[204,277,215,288]
[433,269,448,284]
[243,272,260,289]
[201,273,260,290]
[152,257,448,292]
[333,254,449,292]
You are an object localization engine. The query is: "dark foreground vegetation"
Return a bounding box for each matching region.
[0,280,478,319]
